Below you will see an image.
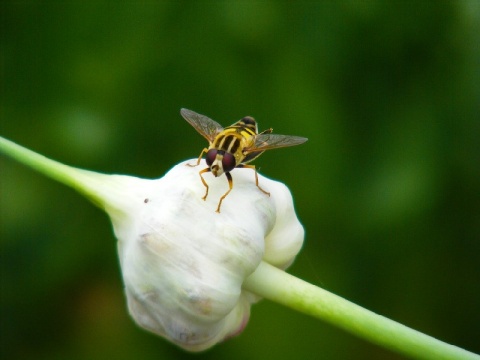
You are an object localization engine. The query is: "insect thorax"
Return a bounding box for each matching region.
[212,127,253,163]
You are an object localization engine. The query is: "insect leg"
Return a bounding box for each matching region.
[199,167,211,200]
[237,164,270,197]
[216,172,233,213]
[187,148,209,167]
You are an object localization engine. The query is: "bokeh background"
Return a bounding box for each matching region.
[1,2,479,359]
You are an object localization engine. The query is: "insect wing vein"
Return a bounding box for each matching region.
[181,108,224,143]
[246,133,308,153]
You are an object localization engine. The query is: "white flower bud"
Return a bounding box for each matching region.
[97,160,304,351]
[0,136,304,351]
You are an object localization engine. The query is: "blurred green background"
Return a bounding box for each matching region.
[1,2,479,359]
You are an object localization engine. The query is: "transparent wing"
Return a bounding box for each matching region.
[245,133,308,153]
[180,108,224,143]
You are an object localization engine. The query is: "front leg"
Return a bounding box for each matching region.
[187,148,209,167]
[199,167,211,200]
[216,172,233,213]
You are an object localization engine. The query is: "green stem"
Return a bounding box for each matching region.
[0,136,115,210]
[243,261,479,360]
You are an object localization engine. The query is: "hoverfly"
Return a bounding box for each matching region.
[181,108,308,213]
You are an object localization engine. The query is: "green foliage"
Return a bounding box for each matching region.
[1,1,479,359]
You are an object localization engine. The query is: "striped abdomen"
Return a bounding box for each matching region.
[206,117,258,176]
[212,117,258,162]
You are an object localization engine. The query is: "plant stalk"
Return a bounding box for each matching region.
[243,261,479,360]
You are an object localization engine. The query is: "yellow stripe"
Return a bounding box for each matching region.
[225,125,256,137]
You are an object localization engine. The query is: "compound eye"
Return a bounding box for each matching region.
[206,149,217,166]
[222,152,236,173]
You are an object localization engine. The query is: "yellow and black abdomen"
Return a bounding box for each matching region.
[204,116,258,175]
[214,119,256,161]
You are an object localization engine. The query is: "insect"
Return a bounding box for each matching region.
[181,108,308,213]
